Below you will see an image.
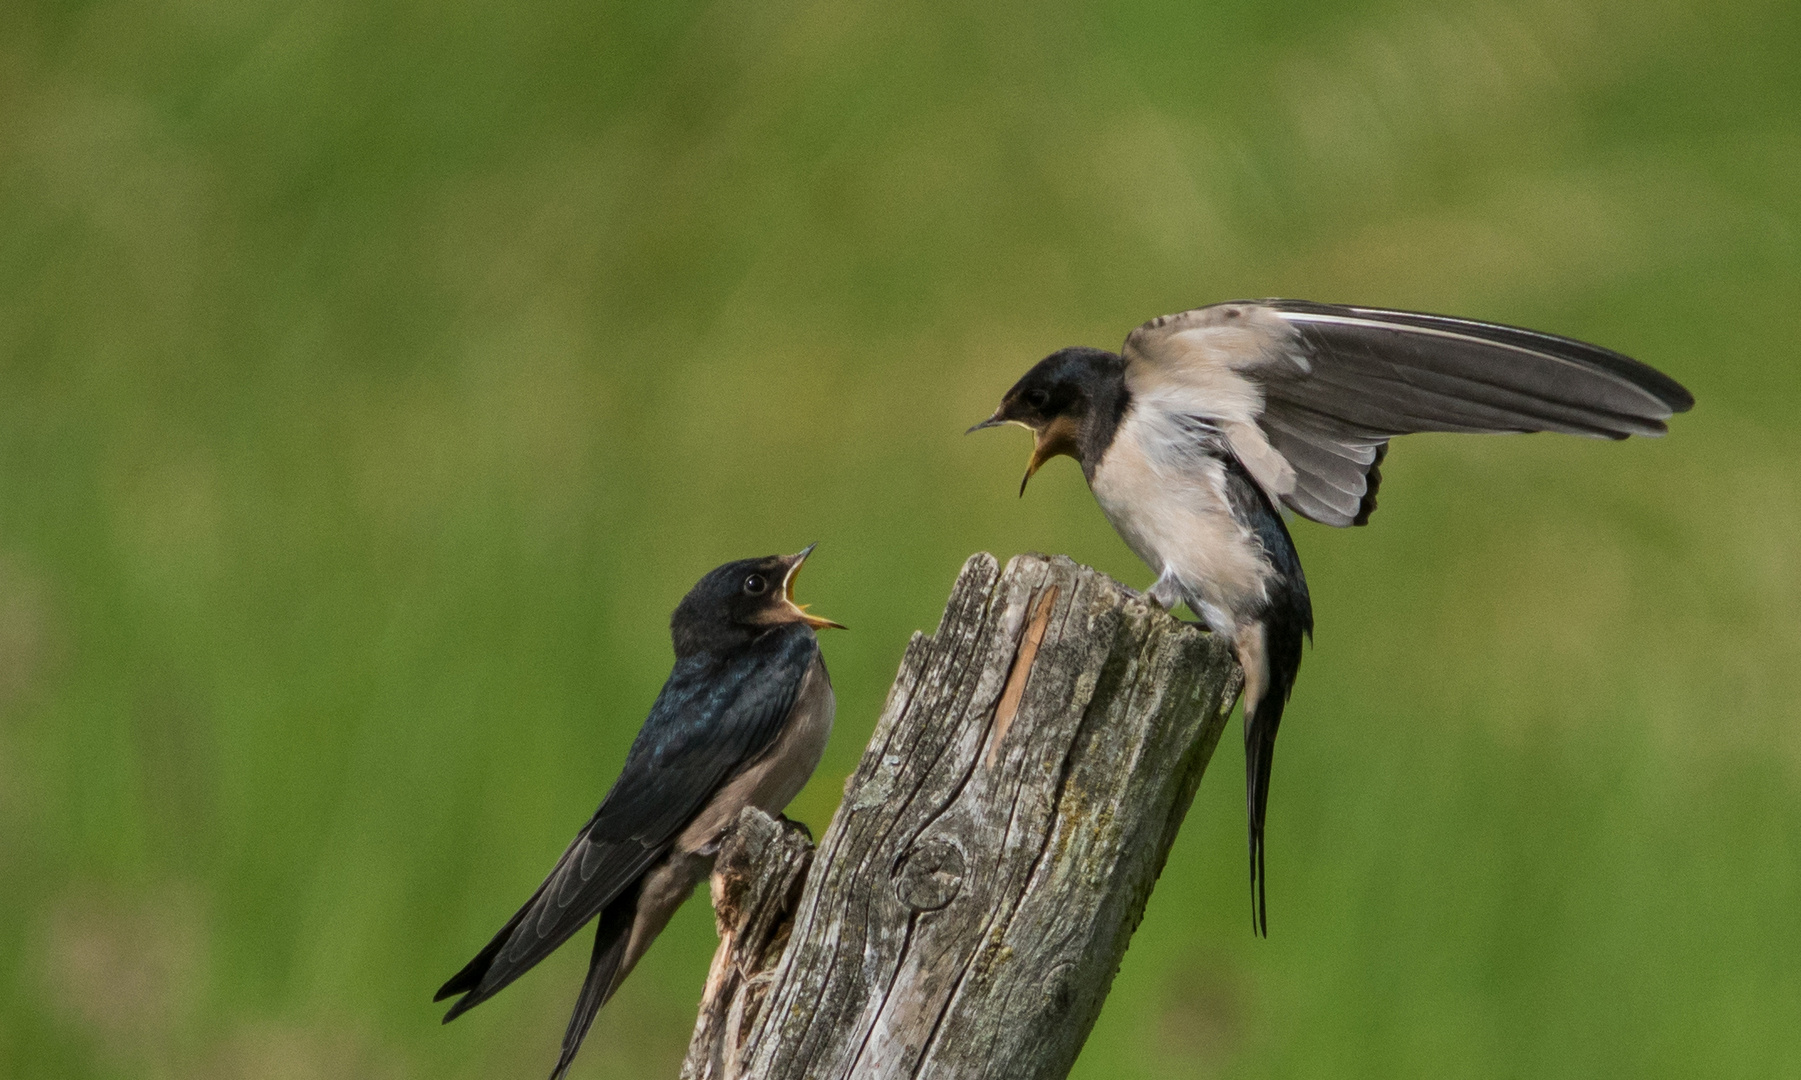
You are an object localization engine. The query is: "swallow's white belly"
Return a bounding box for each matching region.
[1089,408,1273,637]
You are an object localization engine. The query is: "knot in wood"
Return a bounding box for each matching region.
[892,836,965,911]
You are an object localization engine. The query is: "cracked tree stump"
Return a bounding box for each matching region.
[680,552,1241,1080]
[681,809,817,1080]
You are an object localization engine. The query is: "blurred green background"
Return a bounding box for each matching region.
[2,0,1797,1076]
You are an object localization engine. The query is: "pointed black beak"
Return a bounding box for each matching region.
[966,414,1006,434]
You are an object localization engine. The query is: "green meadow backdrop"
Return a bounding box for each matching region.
[2,0,1797,1076]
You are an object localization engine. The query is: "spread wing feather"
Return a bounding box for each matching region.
[436,626,816,1019]
[1124,299,1693,527]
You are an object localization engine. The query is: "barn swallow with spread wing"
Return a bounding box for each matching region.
[436,547,843,1079]
[970,300,1693,935]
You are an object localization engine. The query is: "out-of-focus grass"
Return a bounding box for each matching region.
[1,0,1796,1076]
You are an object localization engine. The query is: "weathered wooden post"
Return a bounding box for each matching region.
[682,552,1241,1080]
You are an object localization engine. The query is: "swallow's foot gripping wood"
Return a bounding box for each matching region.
[681,552,1241,1080]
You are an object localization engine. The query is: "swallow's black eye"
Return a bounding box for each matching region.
[1025,388,1051,410]
[743,574,768,596]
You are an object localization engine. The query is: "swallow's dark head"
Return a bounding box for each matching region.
[968,346,1127,494]
[672,545,844,656]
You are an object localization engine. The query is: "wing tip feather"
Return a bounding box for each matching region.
[440,990,482,1024]
[1351,444,1386,525]
[1265,298,1694,423]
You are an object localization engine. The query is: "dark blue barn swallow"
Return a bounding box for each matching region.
[436,548,843,1079]
[971,300,1693,935]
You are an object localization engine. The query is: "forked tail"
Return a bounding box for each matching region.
[1237,578,1311,936]
[549,895,637,1080]
[1242,656,1292,938]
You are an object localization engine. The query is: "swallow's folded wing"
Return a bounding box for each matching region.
[436,626,816,1019]
[1123,300,1693,527]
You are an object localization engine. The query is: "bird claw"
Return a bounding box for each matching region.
[1146,569,1185,611]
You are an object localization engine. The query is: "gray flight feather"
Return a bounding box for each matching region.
[1124,299,1694,527]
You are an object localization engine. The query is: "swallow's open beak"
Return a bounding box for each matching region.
[781,543,846,630]
[969,406,1074,498]
[967,408,1036,494]
[1020,433,1056,496]
[1021,416,1083,497]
